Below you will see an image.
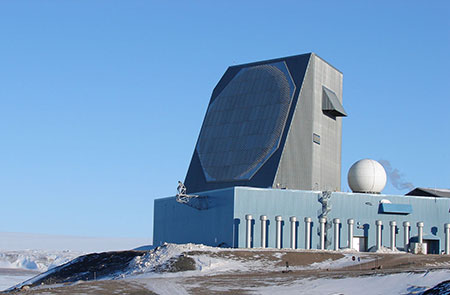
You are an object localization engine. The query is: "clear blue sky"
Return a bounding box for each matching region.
[1,1,449,239]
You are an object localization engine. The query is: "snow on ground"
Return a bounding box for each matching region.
[3,243,450,294]
[0,231,152,291]
[306,254,373,271]
[193,253,250,273]
[139,278,190,295]
[128,243,263,277]
[254,269,450,295]
[0,248,86,291]
[123,244,450,294]
[0,249,86,291]
[369,245,403,253]
[134,268,450,295]
[0,271,34,292]
[128,243,371,279]
[134,269,450,295]
[128,243,252,277]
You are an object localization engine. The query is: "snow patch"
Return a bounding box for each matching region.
[254,270,450,295]
[127,244,373,277]
[369,246,403,253]
[0,273,34,292]
[127,243,249,277]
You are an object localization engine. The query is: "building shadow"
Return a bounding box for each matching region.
[233,218,240,248]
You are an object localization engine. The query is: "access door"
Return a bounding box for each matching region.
[352,236,367,252]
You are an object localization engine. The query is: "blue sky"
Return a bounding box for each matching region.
[0,1,449,239]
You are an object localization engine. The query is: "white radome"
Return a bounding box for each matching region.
[348,159,387,194]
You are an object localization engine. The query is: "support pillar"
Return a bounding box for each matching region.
[333,218,340,251]
[390,221,396,250]
[347,219,354,249]
[417,222,424,244]
[376,220,382,250]
[319,217,326,250]
[275,216,282,249]
[445,223,450,255]
[304,217,312,250]
[403,221,410,251]
[245,214,253,248]
[290,216,297,249]
[260,215,268,248]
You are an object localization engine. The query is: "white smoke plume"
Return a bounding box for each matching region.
[379,159,414,191]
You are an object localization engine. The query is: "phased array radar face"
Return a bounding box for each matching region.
[196,62,296,182]
[184,53,344,193]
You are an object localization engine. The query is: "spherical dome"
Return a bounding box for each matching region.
[348,159,387,194]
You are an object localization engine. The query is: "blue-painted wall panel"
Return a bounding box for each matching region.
[233,187,320,249]
[153,188,235,247]
[154,187,450,252]
[232,188,450,251]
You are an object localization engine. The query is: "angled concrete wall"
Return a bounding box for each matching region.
[273,54,344,192]
[273,58,315,190]
[313,55,343,192]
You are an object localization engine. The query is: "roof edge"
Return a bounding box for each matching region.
[227,53,313,69]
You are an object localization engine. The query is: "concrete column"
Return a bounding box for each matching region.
[260,215,268,248]
[275,216,283,249]
[445,223,450,255]
[390,221,396,250]
[290,216,297,249]
[304,217,312,250]
[347,219,354,249]
[333,218,340,250]
[403,221,410,251]
[376,220,382,250]
[417,222,424,244]
[319,217,326,250]
[245,214,253,248]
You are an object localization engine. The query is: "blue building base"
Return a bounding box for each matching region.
[153,187,450,253]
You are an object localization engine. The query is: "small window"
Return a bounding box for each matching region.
[313,133,321,145]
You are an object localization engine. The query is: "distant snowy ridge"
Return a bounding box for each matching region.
[0,250,83,272]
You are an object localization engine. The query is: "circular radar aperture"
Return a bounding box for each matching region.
[196,62,295,182]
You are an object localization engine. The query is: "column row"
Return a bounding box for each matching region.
[244,215,450,254]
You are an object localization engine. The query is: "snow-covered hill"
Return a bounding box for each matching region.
[3,243,450,294]
[0,231,151,291]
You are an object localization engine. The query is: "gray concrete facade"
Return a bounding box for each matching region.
[273,54,344,192]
